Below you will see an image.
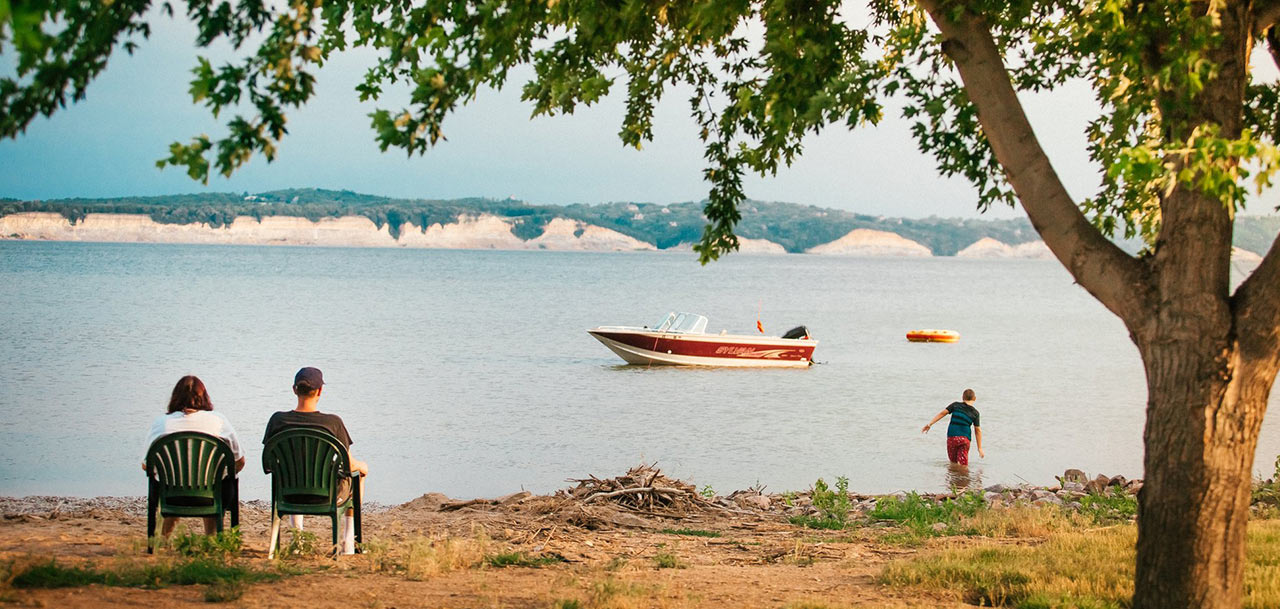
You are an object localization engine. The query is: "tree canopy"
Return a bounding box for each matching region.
[4,1,1278,262]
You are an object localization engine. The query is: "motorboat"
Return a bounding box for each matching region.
[588,312,817,367]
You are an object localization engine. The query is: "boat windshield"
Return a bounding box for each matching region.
[653,312,708,334]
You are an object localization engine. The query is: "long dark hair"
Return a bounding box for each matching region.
[167,375,213,413]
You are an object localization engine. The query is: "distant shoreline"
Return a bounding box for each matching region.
[0,211,1061,258]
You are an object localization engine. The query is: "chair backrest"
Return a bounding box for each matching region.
[146,432,235,502]
[262,427,350,505]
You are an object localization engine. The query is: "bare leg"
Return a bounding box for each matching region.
[161,516,178,537]
[201,516,217,535]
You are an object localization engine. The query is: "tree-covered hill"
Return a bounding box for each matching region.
[3,188,1276,256]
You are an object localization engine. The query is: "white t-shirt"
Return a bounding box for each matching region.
[144,410,244,460]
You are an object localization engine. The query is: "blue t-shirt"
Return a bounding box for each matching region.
[945,402,981,439]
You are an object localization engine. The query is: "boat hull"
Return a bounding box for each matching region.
[588,328,816,368]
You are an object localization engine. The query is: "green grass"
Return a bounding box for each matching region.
[11,558,276,589]
[879,519,1280,609]
[652,552,687,569]
[167,528,243,560]
[485,552,567,568]
[277,529,320,559]
[868,491,986,538]
[660,528,722,538]
[1078,489,1139,523]
[8,526,302,604]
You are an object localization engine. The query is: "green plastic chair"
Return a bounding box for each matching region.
[144,431,240,553]
[262,427,363,558]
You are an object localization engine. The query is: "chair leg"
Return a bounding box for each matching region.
[227,477,239,529]
[353,482,363,553]
[146,495,157,554]
[268,510,282,560]
[330,513,340,558]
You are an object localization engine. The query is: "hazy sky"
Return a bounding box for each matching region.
[1,12,1276,220]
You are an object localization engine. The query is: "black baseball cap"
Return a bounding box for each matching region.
[294,367,324,389]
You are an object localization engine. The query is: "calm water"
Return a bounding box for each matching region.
[1,241,1277,503]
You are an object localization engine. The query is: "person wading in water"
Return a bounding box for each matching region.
[921,388,984,466]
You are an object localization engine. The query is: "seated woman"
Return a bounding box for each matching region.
[142,375,246,536]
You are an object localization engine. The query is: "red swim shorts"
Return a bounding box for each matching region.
[947,436,971,465]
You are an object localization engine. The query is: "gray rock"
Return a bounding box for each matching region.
[739,495,772,510]
[497,491,532,505]
[1063,481,1085,493]
[1033,495,1063,506]
[1031,490,1055,501]
[931,522,948,532]
[983,492,1001,503]
[1062,469,1088,483]
[984,484,1009,493]
[1108,475,1128,488]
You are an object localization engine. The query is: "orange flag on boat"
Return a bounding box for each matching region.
[757,319,764,333]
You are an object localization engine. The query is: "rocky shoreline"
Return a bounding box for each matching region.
[0,467,1146,524]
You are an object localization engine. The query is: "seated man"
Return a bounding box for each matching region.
[263,367,368,554]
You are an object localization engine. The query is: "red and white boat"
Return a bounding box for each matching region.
[588,312,817,368]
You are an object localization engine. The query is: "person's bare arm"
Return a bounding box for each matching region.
[235,457,246,473]
[921,410,949,433]
[975,427,985,458]
[349,452,368,476]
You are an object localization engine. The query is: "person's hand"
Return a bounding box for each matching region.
[979,448,986,459]
[921,424,931,434]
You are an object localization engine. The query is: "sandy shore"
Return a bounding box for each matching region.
[0,466,1165,609]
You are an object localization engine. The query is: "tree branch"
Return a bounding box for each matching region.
[1255,0,1280,38]
[1267,25,1280,75]
[916,0,1151,325]
[1234,235,1280,361]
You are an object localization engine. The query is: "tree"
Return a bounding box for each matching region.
[3,1,1280,606]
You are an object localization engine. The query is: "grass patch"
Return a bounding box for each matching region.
[403,530,491,579]
[879,519,1280,609]
[202,578,247,602]
[11,558,278,589]
[276,529,320,559]
[1078,489,1138,523]
[485,552,566,568]
[660,528,722,538]
[869,491,985,539]
[652,552,687,569]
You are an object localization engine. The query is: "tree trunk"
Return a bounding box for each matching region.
[1132,339,1271,609]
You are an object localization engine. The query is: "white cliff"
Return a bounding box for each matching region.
[956,237,1053,259]
[806,228,932,257]
[526,218,654,251]
[675,237,787,254]
[0,212,655,252]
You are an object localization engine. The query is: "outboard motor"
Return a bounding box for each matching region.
[781,325,810,339]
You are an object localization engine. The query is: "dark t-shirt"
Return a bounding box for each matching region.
[945,402,981,439]
[262,411,353,448]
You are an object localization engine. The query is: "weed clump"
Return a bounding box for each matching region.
[790,477,854,530]
[652,552,686,569]
[660,528,722,538]
[485,552,566,568]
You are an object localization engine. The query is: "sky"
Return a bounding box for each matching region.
[1,11,1276,220]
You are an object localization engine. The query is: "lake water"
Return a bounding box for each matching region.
[1,241,1277,503]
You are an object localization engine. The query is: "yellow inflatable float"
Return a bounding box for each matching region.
[906,329,960,343]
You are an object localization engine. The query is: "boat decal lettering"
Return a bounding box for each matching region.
[714,347,796,359]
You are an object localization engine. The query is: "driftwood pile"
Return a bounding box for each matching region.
[560,463,715,515]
